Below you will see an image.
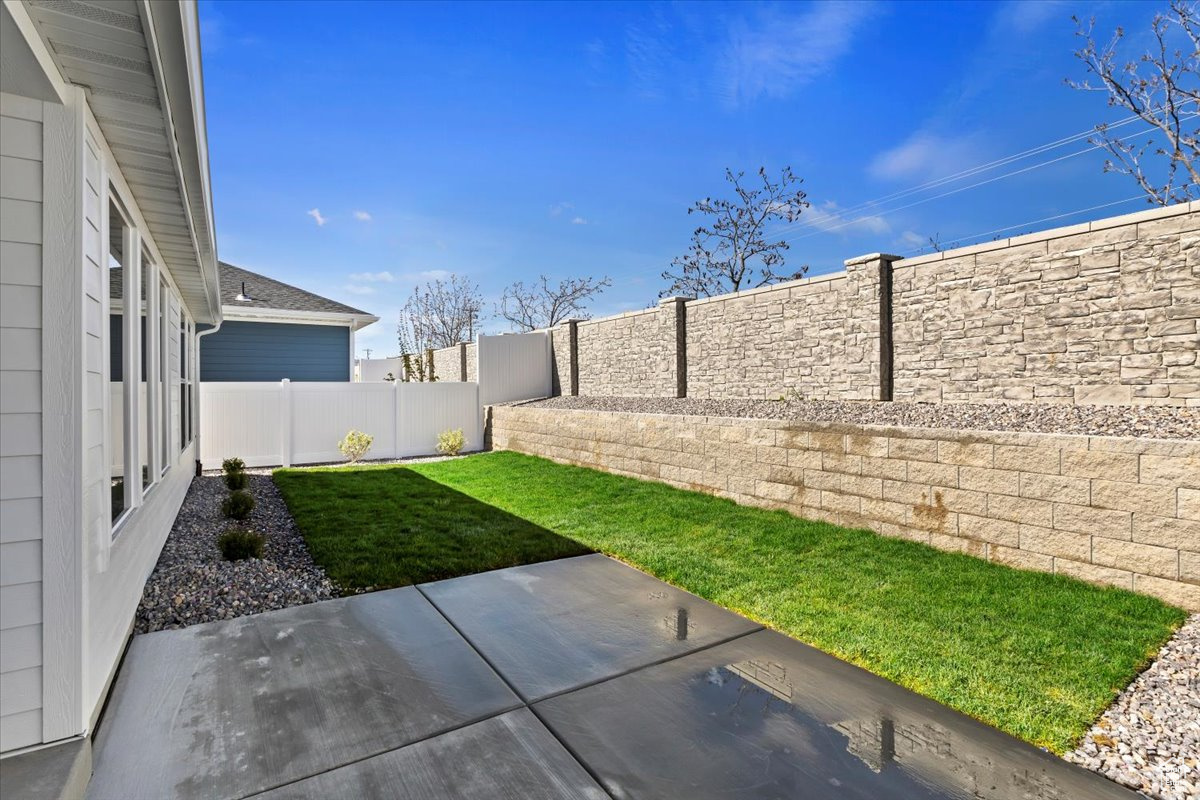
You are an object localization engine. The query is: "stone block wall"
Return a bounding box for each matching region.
[491,405,1200,610]
[576,305,679,397]
[541,203,1196,405]
[892,207,1199,405]
[431,345,463,381]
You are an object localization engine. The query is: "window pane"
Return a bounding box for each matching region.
[141,254,152,489]
[160,280,170,469]
[108,201,127,522]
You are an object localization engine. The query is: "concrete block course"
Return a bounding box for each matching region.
[492,405,1200,610]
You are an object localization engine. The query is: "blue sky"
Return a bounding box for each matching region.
[199,0,1170,356]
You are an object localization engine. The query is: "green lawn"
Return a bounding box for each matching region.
[274,451,1186,753]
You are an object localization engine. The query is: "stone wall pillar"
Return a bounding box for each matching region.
[842,253,900,401]
[457,342,468,381]
[658,296,692,398]
[550,319,582,396]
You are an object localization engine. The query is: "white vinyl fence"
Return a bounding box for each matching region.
[199,380,483,469]
[356,356,403,383]
[477,332,552,405]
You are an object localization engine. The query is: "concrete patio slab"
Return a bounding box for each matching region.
[86,588,519,800]
[252,708,605,799]
[534,628,1138,800]
[419,553,762,701]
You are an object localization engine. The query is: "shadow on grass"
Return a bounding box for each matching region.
[273,466,592,590]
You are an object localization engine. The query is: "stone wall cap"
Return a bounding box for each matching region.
[844,253,903,266]
[658,295,696,304]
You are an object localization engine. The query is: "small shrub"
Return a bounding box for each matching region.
[224,471,249,491]
[437,428,466,456]
[222,489,255,520]
[222,457,246,475]
[217,528,265,561]
[339,429,374,463]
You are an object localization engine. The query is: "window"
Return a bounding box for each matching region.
[180,317,192,449]
[141,251,155,490]
[108,198,136,524]
[160,278,171,471]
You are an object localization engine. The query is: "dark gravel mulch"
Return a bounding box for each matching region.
[134,474,336,634]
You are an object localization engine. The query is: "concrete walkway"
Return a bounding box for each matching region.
[87,554,1136,799]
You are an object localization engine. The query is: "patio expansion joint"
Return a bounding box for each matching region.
[413,581,765,800]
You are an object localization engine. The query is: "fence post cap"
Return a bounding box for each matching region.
[281,378,291,384]
[658,295,694,305]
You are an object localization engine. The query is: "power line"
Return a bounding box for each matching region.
[768,114,1145,242]
[774,116,1194,246]
[898,195,1147,256]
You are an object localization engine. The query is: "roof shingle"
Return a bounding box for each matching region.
[110,262,372,317]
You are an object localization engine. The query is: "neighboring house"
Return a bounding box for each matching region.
[0,0,219,764]
[199,262,378,381]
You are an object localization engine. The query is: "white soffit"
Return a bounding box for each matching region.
[23,0,220,322]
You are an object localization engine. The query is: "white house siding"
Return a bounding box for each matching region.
[81,106,198,726]
[0,91,45,751]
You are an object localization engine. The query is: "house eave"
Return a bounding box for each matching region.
[221,306,380,331]
[21,0,222,325]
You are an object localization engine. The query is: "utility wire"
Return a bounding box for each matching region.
[774,116,1195,246]
[897,195,1147,256]
[769,114,1145,240]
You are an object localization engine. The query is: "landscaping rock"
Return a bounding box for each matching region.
[134,474,336,634]
[1065,614,1200,800]
[524,396,1200,439]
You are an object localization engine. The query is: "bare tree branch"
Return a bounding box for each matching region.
[1068,1,1200,205]
[661,166,810,298]
[400,274,483,349]
[497,275,612,331]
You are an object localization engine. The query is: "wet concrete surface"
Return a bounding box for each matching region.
[87,555,1139,799]
[420,553,762,701]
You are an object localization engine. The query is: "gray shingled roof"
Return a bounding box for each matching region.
[110,262,372,317]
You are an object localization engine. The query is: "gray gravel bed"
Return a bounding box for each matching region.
[1065,615,1199,800]
[134,474,336,634]
[522,396,1200,439]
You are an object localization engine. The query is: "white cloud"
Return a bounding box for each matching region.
[549,202,574,217]
[349,271,394,283]
[720,2,876,108]
[869,132,986,182]
[307,208,327,227]
[353,210,372,222]
[414,269,451,282]
[571,217,588,225]
[994,0,1069,35]
[802,201,889,236]
[343,285,375,296]
[898,230,926,248]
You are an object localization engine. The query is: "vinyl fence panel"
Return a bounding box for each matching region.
[199,383,286,468]
[397,382,482,456]
[476,332,552,405]
[199,380,482,469]
[290,381,398,465]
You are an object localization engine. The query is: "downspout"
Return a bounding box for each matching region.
[193,320,223,476]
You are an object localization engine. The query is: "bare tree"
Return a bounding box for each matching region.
[1069,2,1200,204]
[403,274,483,348]
[396,306,436,382]
[661,167,810,298]
[497,275,612,331]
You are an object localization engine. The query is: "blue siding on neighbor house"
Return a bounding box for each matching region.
[199,321,351,381]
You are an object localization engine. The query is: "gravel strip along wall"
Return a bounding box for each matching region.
[516,204,1199,406]
[491,405,1200,610]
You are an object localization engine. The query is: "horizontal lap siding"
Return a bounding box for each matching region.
[200,321,351,382]
[0,92,44,751]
